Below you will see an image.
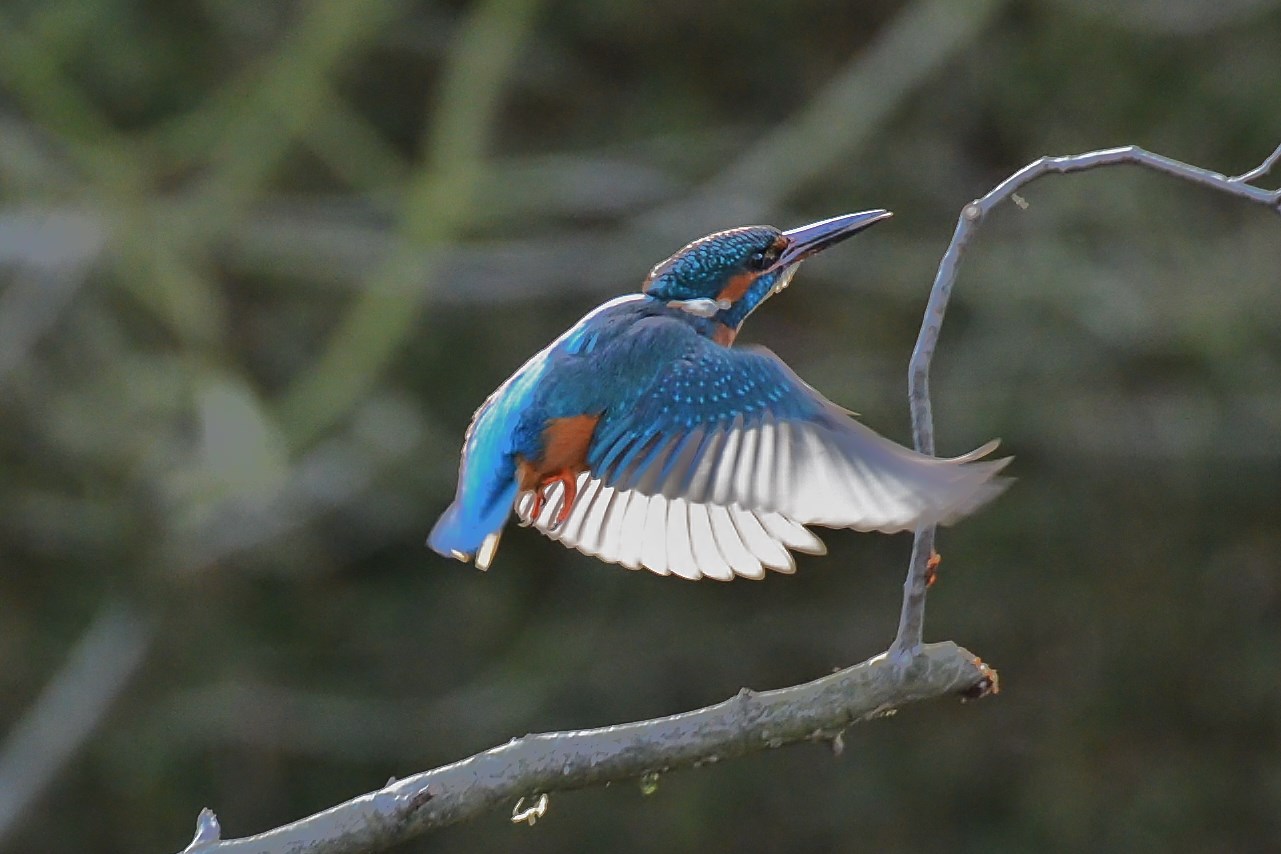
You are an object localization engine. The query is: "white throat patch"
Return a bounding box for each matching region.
[668,297,731,317]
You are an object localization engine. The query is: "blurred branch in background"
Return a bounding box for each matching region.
[179,644,996,853]
[222,0,1013,301]
[273,0,545,450]
[0,209,101,384]
[1061,0,1281,34]
[152,589,617,763]
[671,0,1009,226]
[0,605,150,846]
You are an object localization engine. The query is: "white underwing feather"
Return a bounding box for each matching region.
[709,504,764,579]
[663,499,694,579]
[689,504,732,581]
[641,495,670,575]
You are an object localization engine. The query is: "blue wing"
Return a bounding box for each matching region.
[517,316,1009,580]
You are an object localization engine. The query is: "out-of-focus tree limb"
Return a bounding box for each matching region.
[272,0,545,451]
[1056,0,1281,36]
[889,142,1281,663]
[171,0,401,235]
[690,0,1009,222]
[0,604,151,846]
[178,642,995,854]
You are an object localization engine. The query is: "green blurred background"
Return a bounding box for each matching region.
[2,0,1279,851]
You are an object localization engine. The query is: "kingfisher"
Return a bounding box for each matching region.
[428,211,1010,580]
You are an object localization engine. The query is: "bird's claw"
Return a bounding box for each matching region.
[925,551,942,588]
[525,470,578,531]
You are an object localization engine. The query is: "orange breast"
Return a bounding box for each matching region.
[517,414,601,489]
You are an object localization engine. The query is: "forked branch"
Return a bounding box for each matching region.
[889,142,1281,663]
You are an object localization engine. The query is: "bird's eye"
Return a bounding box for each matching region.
[748,247,779,271]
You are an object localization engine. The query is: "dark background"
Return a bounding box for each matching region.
[1,0,1279,851]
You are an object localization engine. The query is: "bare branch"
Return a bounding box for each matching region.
[179,642,994,854]
[889,143,1281,662]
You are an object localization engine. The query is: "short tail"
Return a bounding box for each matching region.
[428,501,506,570]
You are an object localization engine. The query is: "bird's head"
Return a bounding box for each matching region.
[641,210,892,340]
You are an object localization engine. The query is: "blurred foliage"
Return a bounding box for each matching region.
[1,0,1280,851]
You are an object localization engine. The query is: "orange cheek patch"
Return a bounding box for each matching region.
[716,271,757,304]
[712,323,737,346]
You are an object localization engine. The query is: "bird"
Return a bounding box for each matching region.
[428,210,1010,580]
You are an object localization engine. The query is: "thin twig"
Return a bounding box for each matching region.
[179,642,994,853]
[889,143,1281,663]
[1230,141,1281,184]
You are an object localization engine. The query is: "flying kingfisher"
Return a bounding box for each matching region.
[428,211,1010,580]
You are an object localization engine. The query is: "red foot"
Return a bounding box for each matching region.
[527,469,578,530]
[925,551,942,588]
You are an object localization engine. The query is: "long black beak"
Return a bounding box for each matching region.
[777,209,892,268]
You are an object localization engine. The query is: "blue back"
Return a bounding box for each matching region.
[428,296,661,557]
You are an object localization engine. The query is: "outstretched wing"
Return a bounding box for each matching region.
[520,317,1010,580]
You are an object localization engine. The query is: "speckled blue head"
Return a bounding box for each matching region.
[642,210,893,334]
